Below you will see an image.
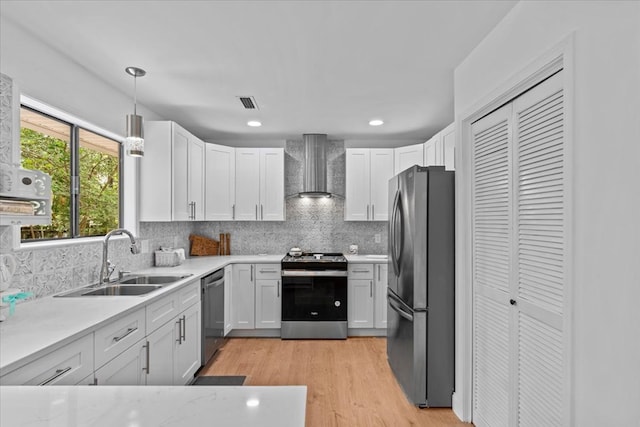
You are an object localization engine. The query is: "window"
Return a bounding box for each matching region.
[19,106,122,241]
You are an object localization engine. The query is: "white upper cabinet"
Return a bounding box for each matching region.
[140,121,204,221]
[234,148,261,220]
[235,148,284,221]
[345,148,394,221]
[423,122,455,170]
[394,143,424,175]
[345,149,370,221]
[259,148,285,221]
[205,144,236,220]
[441,123,455,171]
[369,149,394,221]
[423,133,442,166]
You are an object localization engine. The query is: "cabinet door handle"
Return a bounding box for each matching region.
[372,204,375,220]
[176,319,183,344]
[277,280,280,297]
[193,201,197,220]
[182,315,187,341]
[378,265,381,281]
[366,205,370,220]
[352,269,369,273]
[39,366,72,385]
[112,327,137,343]
[143,341,150,374]
[232,204,235,220]
[255,204,258,220]
[370,281,373,298]
[260,269,277,273]
[250,265,254,282]
[261,204,264,220]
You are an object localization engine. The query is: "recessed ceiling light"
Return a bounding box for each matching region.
[369,119,384,126]
[247,120,262,127]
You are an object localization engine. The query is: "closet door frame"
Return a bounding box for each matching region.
[456,34,575,425]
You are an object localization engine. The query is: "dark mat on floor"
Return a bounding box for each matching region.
[191,375,246,386]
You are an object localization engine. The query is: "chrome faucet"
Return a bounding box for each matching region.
[100,228,140,284]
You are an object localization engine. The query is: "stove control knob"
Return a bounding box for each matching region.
[334,301,341,307]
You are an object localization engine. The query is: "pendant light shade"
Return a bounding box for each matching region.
[125,67,146,157]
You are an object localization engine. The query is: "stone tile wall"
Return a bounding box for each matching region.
[1,222,194,302]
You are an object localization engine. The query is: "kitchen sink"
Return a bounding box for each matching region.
[54,274,192,297]
[81,285,162,296]
[118,274,192,285]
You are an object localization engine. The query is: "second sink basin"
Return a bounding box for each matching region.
[82,285,162,296]
[118,274,192,285]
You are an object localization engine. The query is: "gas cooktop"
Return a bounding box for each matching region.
[281,252,347,263]
[281,252,348,271]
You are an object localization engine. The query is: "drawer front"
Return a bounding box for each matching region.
[146,292,179,333]
[255,263,281,280]
[94,308,146,369]
[177,280,200,310]
[348,264,374,279]
[0,334,94,385]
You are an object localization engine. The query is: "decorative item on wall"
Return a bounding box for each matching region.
[124,66,146,157]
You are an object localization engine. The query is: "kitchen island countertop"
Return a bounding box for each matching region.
[0,385,307,427]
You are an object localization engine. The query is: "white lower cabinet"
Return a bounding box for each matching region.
[232,264,255,329]
[348,264,375,329]
[255,264,281,329]
[97,280,201,386]
[224,265,233,336]
[145,318,177,385]
[255,279,281,329]
[374,264,389,329]
[0,334,94,385]
[348,279,374,328]
[94,308,146,370]
[173,303,201,385]
[95,340,147,385]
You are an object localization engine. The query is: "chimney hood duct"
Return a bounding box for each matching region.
[300,134,331,198]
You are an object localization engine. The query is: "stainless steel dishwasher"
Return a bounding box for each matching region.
[201,268,225,367]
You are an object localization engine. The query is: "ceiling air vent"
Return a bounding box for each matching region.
[238,96,258,109]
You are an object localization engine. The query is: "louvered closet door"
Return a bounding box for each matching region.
[471,103,513,427]
[472,71,566,427]
[513,72,565,427]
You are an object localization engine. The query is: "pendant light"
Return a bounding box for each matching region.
[124,66,146,157]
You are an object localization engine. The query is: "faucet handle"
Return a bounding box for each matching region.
[130,240,141,255]
[118,270,131,280]
[106,261,116,281]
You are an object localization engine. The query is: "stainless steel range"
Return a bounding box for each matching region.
[281,252,348,339]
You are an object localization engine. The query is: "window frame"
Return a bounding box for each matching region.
[19,98,124,243]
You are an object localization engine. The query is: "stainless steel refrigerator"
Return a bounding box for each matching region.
[387,165,454,407]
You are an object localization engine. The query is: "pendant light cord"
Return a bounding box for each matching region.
[133,75,137,115]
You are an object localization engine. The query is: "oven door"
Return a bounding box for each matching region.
[281,276,347,321]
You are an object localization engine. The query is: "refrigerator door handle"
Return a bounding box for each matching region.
[390,189,401,276]
[388,291,414,322]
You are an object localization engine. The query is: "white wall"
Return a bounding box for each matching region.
[0,15,162,137]
[454,1,640,425]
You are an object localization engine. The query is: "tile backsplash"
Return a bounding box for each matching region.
[2,222,195,302]
[193,197,387,255]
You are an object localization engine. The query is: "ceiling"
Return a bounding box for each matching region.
[0,1,516,142]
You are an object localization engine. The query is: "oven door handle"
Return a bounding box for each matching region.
[281,270,348,277]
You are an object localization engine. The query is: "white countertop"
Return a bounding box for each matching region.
[0,253,386,374]
[0,255,282,375]
[0,385,307,427]
[344,254,388,263]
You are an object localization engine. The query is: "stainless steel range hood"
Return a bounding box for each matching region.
[300,134,331,198]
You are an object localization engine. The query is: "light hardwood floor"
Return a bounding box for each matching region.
[200,337,470,427]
